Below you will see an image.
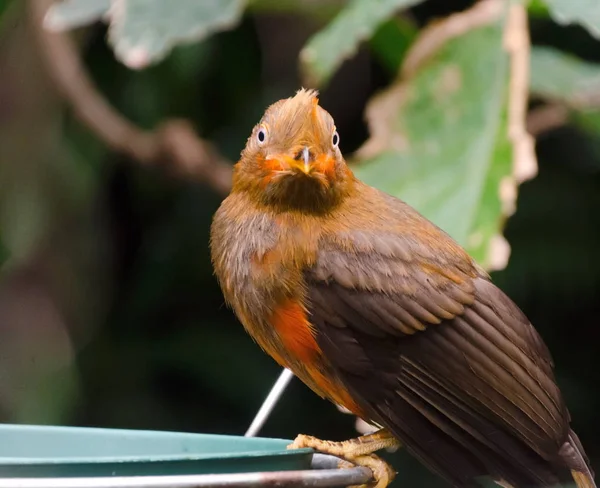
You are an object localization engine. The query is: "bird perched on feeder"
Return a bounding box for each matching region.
[210,89,595,488]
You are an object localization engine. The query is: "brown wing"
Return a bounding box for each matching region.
[305,229,586,487]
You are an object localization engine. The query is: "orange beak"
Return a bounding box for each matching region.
[287,146,313,174]
[265,146,336,180]
[266,147,314,175]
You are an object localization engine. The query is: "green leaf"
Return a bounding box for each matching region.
[369,17,418,74]
[530,46,600,107]
[543,0,600,38]
[44,0,110,31]
[573,110,600,133]
[354,4,535,271]
[108,0,247,69]
[300,0,425,87]
[0,0,11,18]
[527,0,549,17]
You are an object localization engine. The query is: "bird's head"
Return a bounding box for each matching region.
[233,89,355,213]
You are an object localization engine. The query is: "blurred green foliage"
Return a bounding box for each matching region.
[530,46,600,103]
[0,0,8,17]
[44,0,110,31]
[543,0,600,38]
[109,0,246,68]
[356,15,512,268]
[299,0,424,86]
[1,1,600,487]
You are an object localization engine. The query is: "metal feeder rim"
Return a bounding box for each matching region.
[0,454,373,488]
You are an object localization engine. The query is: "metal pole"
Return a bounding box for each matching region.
[244,368,294,437]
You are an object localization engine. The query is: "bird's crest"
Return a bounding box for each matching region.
[290,88,320,112]
[262,88,323,146]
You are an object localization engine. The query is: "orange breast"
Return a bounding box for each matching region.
[269,299,366,418]
[270,300,320,363]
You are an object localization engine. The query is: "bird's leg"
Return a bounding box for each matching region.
[288,428,400,488]
[288,428,400,457]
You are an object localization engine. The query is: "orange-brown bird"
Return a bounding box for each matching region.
[210,89,595,488]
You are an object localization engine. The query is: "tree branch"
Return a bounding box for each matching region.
[27,0,232,195]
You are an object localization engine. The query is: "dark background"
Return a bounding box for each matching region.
[0,1,598,486]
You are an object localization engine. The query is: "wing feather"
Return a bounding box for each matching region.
[304,226,583,486]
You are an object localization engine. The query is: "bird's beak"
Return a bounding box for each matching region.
[301,147,311,173]
[289,146,313,174]
[266,146,324,176]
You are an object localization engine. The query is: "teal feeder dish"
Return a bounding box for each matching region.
[0,424,372,488]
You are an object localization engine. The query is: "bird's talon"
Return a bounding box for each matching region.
[287,433,396,488]
[287,433,314,451]
[350,454,396,488]
[338,459,370,488]
[338,454,396,488]
[338,459,355,470]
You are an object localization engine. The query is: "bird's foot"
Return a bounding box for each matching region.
[337,454,396,488]
[287,429,399,488]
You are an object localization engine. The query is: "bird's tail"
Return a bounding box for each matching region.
[566,430,596,488]
[572,470,596,488]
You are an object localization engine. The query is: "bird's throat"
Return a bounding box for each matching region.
[261,171,350,215]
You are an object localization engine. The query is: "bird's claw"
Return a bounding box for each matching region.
[287,433,313,451]
[287,433,397,488]
[337,455,396,488]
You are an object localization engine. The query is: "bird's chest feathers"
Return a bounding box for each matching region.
[253,216,320,278]
[222,211,322,365]
[254,217,321,362]
[214,204,370,414]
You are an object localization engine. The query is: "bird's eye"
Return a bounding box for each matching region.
[257,127,267,145]
[332,130,340,148]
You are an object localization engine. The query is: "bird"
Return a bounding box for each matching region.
[210,88,595,488]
